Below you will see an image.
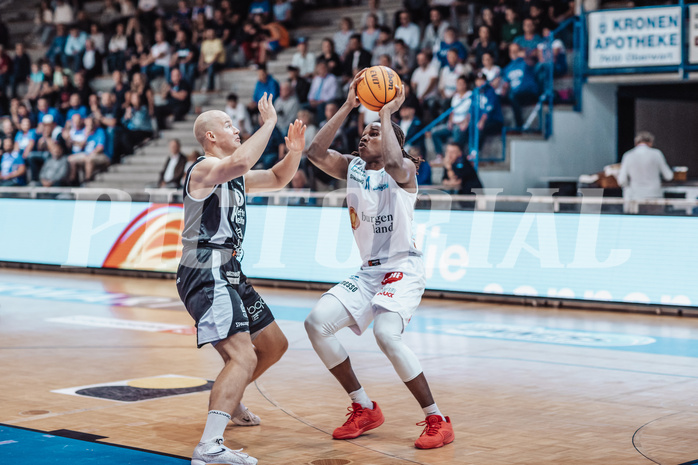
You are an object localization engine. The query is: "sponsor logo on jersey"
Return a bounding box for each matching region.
[225,271,240,285]
[235,321,250,328]
[340,279,359,292]
[373,183,389,191]
[233,188,245,207]
[381,272,403,285]
[349,207,360,230]
[361,212,394,233]
[376,286,396,298]
[246,298,265,321]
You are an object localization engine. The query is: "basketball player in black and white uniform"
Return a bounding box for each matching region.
[176,93,306,465]
[304,71,454,449]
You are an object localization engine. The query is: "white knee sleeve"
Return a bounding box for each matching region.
[304,294,354,370]
[373,310,423,383]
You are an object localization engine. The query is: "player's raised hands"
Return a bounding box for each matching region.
[345,68,367,109]
[258,92,277,126]
[285,119,306,154]
[380,84,405,115]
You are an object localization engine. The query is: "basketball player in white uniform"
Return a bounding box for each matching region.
[304,71,454,449]
[178,94,306,464]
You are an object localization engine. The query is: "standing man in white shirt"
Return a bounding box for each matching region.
[395,10,421,52]
[290,38,316,79]
[617,131,673,214]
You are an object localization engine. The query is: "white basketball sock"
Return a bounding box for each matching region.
[349,387,373,409]
[201,410,231,443]
[422,403,445,421]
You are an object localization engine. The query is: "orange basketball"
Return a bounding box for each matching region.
[356,66,402,112]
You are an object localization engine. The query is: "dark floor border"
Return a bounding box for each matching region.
[0,422,189,461]
[2,260,697,317]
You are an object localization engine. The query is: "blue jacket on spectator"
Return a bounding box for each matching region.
[475,83,503,124]
[253,75,280,104]
[503,57,539,96]
[14,129,37,152]
[436,40,467,68]
[64,31,88,56]
[122,106,154,132]
[66,106,89,120]
[0,150,26,186]
[84,128,107,157]
[416,159,432,186]
[37,108,64,127]
[46,35,67,63]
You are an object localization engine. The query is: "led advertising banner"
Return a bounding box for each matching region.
[588,6,682,69]
[0,199,696,307]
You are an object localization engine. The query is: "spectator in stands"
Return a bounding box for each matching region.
[34,98,62,127]
[274,81,300,136]
[142,30,171,81]
[273,0,293,27]
[393,39,415,81]
[64,26,88,73]
[442,141,482,194]
[249,65,280,115]
[534,27,568,87]
[411,146,431,185]
[308,61,338,120]
[67,116,109,183]
[291,38,315,80]
[432,75,470,158]
[122,93,154,145]
[33,1,55,47]
[138,0,160,38]
[27,115,64,183]
[317,38,341,77]
[421,8,449,53]
[472,26,499,69]
[240,21,262,66]
[341,34,371,83]
[435,27,467,68]
[361,0,388,28]
[89,24,106,55]
[394,10,420,52]
[334,17,354,59]
[476,8,500,44]
[198,28,225,91]
[286,65,310,104]
[54,0,75,26]
[472,71,503,149]
[0,45,10,97]
[10,101,31,130]
[153,138,187,188]
[155,68,191,130]
[402,0,430,27]
[411,51,439,121]
[258,124,285,169]
[66,93,89,120]
[318,101,349,154]
[92,91,124,161]
[107,23,128,73]
[617,131,674,213]
[501,43,539,128]
[129,73,155,118]
[500,7,523,59]
[55,73,75,113]
[0,119,15,141]
[111,70,130,110]
[100,0,122,28]
[47,25,68,67]
[371,26,394,66]
[514,18,543,58]
[38,141,69,187]
[81,39,103,82]
[0,137,27,186]
[73,72,94,107]
[249,0,271,19]
[125,32,150,77]
[15,117,37,162]
[192,0,213,21]
[10,44,31,99]
[171,29,197,86]
[27,64,45,101]
[397,100,425,158]
[361,14,380,52]
[438,49,470,111]
[224,93,253,140]
[480,51,502,90]
[183,149,200,182]
[256,15,290,65]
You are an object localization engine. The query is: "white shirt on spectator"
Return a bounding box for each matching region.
[411,64,439,100]
[109,35,128,53]
[308,73,338,103]
[481,65,501,82]
[54,4,74,25]
[395,22,421,51]
[291,52,316,78]
[151,42,171,68]
[359,105,380,125]
[451,90,471,124]
[139,0,158,11]
[421,21,449,52]
[439,63,466,99]
[617,143,674,202]
[333,30,353,57]
[224,103,253,136]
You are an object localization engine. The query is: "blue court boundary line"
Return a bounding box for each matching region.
[680,461,698,465]
[0,423,189,461]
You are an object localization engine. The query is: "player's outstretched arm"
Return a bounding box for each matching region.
[306,69,366,180]
[246,119,307,192]
[193,93,278,188]
[379,85,417,190]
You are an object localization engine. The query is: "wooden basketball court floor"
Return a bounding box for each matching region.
[1,268,697,465]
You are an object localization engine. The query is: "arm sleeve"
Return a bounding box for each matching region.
[658,151,674,181]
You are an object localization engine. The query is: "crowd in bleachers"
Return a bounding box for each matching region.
[0,0,576,194]
[0,0,303,188]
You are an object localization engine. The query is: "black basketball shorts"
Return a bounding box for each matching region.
[176,247,275,348]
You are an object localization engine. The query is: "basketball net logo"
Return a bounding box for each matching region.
[349,206,360,230]
[381,272,403,285]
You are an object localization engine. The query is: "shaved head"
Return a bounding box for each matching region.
[194,110,228,147]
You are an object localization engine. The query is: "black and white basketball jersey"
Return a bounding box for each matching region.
[181,157,247,252]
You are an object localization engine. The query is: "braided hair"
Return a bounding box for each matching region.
[391,121,421,171]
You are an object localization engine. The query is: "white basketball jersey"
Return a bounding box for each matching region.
[346,157,421,266]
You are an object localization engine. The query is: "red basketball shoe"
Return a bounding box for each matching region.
[414,415,454,449]
[332,402,385,439]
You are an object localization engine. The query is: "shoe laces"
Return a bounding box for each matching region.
[342,404,364,426]
[213,438,249,457]
[416,416,442,437]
